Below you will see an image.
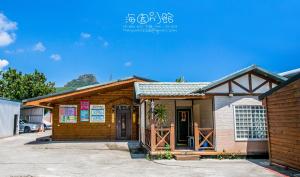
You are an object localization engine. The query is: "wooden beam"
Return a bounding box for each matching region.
[249,73,253,93]
[232,80,250,92]
[24,103,53,109]
[229,81,232,93]
[251,72,281,84]
[170,123,175,151]
[150,123,156,152]
[252,80,269,92]
[194,122,199,151]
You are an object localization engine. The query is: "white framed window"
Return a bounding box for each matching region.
[234,105,267,141]
[90,105,105,123]
[59,105,77,123]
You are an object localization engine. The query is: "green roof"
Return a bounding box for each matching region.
[135,82,210,98]
[134,65,287,98]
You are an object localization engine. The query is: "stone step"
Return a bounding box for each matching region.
[174,154,200,160]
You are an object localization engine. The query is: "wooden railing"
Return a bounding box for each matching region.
[145,128,151,150]
[148,123,175,152]
[194,123,214,150]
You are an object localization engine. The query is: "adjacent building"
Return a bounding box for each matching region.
[21,106,52,126]
[259,73,300,170]
[0,98,21,138]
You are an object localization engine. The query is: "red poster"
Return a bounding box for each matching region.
[80,100,89,110]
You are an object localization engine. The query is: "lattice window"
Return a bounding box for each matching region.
[234,105,267,140]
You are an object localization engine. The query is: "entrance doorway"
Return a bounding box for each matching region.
[176,108,192,147]
[116,105,131,140]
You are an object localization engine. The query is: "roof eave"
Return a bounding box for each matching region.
[259,73,300,100]
[23,76,152,104]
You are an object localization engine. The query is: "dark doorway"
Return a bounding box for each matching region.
[116,105,131,140]
[176,108,192,146]
[13,114,18,135]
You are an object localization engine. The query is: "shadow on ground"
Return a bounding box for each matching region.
[24,135,146,159]
[248,159,300,177]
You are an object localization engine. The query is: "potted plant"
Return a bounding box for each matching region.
[149,103,168,147]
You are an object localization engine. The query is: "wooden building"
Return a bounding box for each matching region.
[259,73,300,171]
[23,76,151,140]
[23,65,290,157]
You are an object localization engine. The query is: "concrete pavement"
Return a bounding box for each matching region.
[0,131,297,177]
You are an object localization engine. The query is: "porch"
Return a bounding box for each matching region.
[140,99,216,155]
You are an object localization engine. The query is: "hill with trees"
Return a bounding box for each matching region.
[56,74,98,92]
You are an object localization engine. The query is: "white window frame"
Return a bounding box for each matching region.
[59,105,78,123]
[233,105,267,141]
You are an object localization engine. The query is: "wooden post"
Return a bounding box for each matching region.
[194,122,199,151]
[170,123,175,151]
[150,123,156,152]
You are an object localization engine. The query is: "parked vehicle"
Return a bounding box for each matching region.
[19,119,41,133]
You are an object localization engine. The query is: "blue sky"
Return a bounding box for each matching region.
[0,0,299,86]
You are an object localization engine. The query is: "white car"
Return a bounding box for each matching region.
[19,120,41,133]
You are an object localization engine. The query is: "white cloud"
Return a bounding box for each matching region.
[81,32,91,39]
[98,36,109,48]
[103,41,109,47]
[124,61,132,67]
[33,42,46,52]
[50,54,61,61]
[0,31,15,47]
[4,48,24,54]
[0,59,9,70]
[0,13,17,47]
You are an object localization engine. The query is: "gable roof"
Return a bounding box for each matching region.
[23,75,153,105]
[259,73,300,100]
[200,65,287,92]
[135,82,210,98]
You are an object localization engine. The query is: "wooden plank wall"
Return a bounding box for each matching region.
[51,84,138,141]
[266,79,300,170]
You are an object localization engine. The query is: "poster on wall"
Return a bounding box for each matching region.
[59,105,77,123]
[90,105,105,123]
[80,100,89,121]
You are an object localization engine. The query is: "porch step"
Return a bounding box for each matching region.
[174,154,200,160]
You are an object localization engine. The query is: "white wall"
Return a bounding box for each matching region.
[214,96,268,154]
[0,99,21,138]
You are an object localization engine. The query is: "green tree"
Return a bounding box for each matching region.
[0,68,55,100]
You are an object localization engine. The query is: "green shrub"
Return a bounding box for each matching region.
[164,144,172,160]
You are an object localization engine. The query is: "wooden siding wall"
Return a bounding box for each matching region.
[51,84,138,140]
[266,79,300,171]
